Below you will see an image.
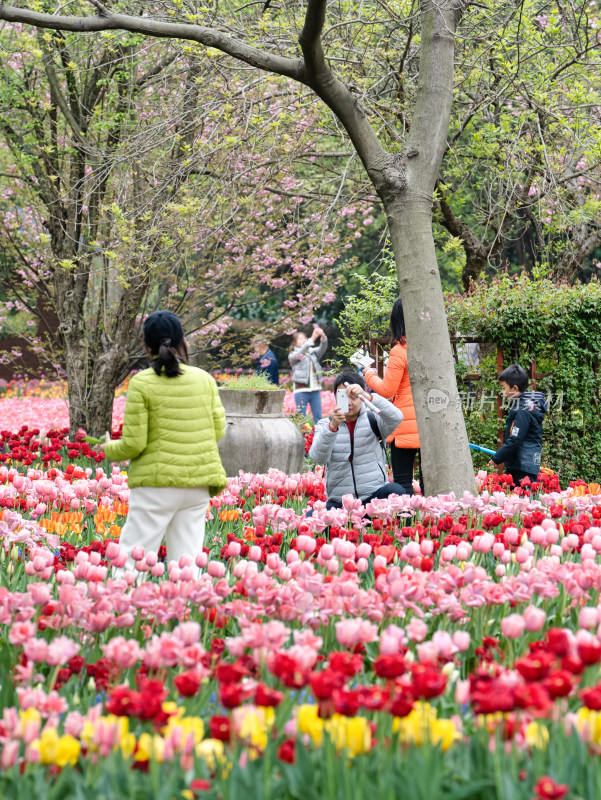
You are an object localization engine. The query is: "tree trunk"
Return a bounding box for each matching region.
[64,343,124,437]
[87,371,119,437]
[387,193,476,496]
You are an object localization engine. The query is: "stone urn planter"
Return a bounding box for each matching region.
[217,388,305,477]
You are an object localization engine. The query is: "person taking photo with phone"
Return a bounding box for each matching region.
[289,325,328,421]
[309,370,406,509]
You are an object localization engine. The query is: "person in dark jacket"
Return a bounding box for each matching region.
[255,342,280,385]
[490,364,547,486]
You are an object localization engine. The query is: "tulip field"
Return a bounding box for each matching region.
[1,395,601,799]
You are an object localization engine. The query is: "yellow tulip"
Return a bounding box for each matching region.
[429,719,459,752]
[238,713,268,751]
[344,717,372,756]
[196,738,225,770]
[37,727,59,765]
[324,715,347,751]
[121,733,137,759]
[134,733,165,763]
[56,735,80,767]
[525,721,549,750]
[297,705,324,747]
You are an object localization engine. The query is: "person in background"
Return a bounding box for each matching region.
[255,341,279,385]
[289,325,328,422]
[100,310,227,575]
[489,363,547,486]
[309,370,405,508]
[360,298,422,495]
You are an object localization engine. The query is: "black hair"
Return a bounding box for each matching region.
[333,370,366,394]
[498,363,529,393]
[389,298,406,345]
[291,330,306,346]
[149,339,188,378]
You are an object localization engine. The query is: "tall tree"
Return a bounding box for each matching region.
[0,0,479,495]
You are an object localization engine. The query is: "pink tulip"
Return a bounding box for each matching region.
[473,533,494,553]
[455,679,470,705]
[9,621,36,646]
[530,526,546,545]
[105,541,121,561]
[320,544,334,560]
[456,543,471,561]
[515,547,529,564]
[441,545,457,562]
[23,638,49,663]
[492,542,505,558]
[578,607,599,629]
[420,539,433,556]
[195,551,208,568]
[1,740,19,769]
[266,553,280,570]
[296,535,316,555]
[249,546,262,562]
[523,605,546,632]
[405,541,420,559]
[357,543,372,559]
[207,561,226,578]
[417,641,439,663]
[501,614,525,639]
[452,631,471,652]
[406,619,428,642]
[131,545,145,561]
[227,542,241,558]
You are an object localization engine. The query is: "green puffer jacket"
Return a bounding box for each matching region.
[104,365,227,496]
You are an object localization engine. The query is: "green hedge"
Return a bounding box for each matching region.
[446,274,601,482]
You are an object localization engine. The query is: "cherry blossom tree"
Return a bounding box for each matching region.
[0,28,370,435]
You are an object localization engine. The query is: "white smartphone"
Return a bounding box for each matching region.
[336,388,349,413]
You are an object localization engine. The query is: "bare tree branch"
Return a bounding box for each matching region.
[0,4,303,80]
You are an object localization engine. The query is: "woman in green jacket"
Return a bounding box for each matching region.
[101,310,227,575]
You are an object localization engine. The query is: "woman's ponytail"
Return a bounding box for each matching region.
[143,310,188,377]
[153,337,183,377]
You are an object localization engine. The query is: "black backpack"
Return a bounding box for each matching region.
[367,410,391,465]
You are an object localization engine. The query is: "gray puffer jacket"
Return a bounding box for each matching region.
[309,394,404,502]
[288,335,328,386]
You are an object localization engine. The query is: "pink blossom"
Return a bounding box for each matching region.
[501,614,526,639]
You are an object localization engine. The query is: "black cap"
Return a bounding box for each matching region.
[143,310,184,351]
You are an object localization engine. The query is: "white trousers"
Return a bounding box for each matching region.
[118,486,210,573]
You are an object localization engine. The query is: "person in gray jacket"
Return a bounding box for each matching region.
[289,326,328,421]
[309,370,406,509]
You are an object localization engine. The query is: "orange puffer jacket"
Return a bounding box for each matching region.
[364,342,420,449]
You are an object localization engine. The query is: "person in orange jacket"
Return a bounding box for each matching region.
[360,298,422,495]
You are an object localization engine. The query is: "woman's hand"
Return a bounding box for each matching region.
[97,432,111,452]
